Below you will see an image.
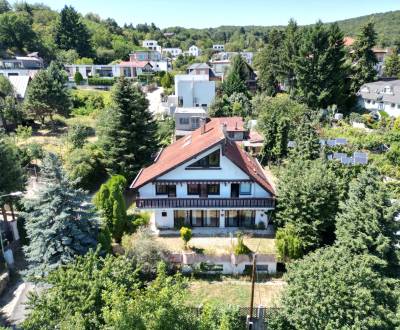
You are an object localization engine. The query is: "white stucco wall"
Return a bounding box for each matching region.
[175,75,215,107]
[360,98,400,117]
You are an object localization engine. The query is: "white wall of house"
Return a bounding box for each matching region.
[150,60,169,72]
[154,209,174,228]
[188,46,201,57]
[175,75,215,107]
[359,98,400,117]
[162,48,182,57]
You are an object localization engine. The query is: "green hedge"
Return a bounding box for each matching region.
[88,77,116,86]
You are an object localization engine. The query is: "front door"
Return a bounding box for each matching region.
[200,184,208,198]
[231,184,239,198]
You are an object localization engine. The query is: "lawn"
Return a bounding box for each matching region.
[155,236,276,255]
[185,278,285,307]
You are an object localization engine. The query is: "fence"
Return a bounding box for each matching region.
[188,306,279,321]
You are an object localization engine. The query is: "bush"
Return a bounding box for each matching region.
[88,77,116,86]
[233,232,252,255]
[68,124,94,149]
[74,72,84,85]
[276,224,304,262]
[180,227,192,248]
[257,221,266,230]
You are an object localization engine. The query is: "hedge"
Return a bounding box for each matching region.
[88,77,116,86]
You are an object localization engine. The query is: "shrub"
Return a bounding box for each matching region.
[180,227,192,249]
[233,232,252,255]
[15,125,32,140]
[88,77,116,86]
[74,71,84,85]
[257,221,266,230]
[68,124,94,149]
[276,224,304,262]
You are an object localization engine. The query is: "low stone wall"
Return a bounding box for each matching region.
[0,272,9,296]
[169,252,277,275]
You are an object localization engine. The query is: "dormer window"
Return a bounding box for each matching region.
[384,86,393,94]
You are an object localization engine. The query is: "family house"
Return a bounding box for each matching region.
[174,107,207,140]
[142,40,162,52]
[213,44,225,52]
[131,118,275,230]
[162,48,182,58]
[174,74,216,108]
[187,63,220,81]
[188,45,202,57]
[0,54,43,77]
[358,80,400,117]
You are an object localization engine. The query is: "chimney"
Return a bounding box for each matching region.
[200,117,206,134]
[220,123,227,137]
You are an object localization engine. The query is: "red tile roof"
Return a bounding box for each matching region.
[215,116,246,132]
[130,118,274,195]
[344,37,355,47]
[249,130,264,143]
[119,60,152,68]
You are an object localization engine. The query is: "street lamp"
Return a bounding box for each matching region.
[0,191,23,269]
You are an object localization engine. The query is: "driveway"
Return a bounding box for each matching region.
[146,87,167,115]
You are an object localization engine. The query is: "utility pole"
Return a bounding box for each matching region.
[247,253,257,329]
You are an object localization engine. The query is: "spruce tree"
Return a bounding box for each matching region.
[350,21,378,94]
[294,21,347,109]
[221,54,249,96]
[335,167,400,271]
[98,77,157,182]
[384,48,400,78]
[55,6,92,57]
[22,153,98,278]
[281,19,299,95]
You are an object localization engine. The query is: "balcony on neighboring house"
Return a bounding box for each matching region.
[135,197,275,209]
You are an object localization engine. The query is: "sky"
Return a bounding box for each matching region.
[25,0,400,29]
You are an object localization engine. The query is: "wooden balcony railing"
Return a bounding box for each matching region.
[135,198,275,209]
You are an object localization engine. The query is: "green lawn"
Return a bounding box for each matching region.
[185,278,285,307]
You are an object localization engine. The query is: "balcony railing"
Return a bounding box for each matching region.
[135,198,275,209]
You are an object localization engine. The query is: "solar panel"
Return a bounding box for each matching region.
[341,156,353,165]
[335,138,347,145]
[327,140,336,147]
[287,141,296,148]
[354,157,368,165]
[353,152,368,159]
[319,139,326,145]
[333,152,346,160]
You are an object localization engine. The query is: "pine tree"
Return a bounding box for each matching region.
[335,167,400,271]
[0,75,14,131]
[55,6,92,57]
[294,21,347,109]
[0,0,10,14]
[22,153,98,278]
[221,54,249,96]
[98,77,157,182]
[93,175,128,243]
[350,21,378,94]
[24,62,71,125]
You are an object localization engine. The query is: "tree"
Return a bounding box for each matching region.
[67,124,92,149]
[294,22,347,109]
[160,72,173,89]
[276,159,339,251]
[180,227,192,249]
[290,112,321,161]
[384,48,400,78]
[350,21,378,94]
[276,224,304,262]
[221,54,249,96]
[0,11,36,52]
[65,143,107,191]
[279,246,399,330]
[256,95,308,163]
[0,0,10,14]
[22,153,98,278]
[24,62,71,125]
[97,77,157,182]
[281,19,299,95]
[254,29,282,96]
[73,71,84,85]
[55,5,92,57]
[335,167,400,271]
[0,75,14,130]
[93,175,128,243]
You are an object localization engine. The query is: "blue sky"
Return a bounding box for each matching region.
[26,0,400,28]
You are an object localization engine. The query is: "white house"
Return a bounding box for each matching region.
[142,40,162,52]
[162,48,182,58]
[174,107,207,139]
[188,45,201,57]
[213,44,225,52]
[358,80,400,117]
[131,118,275,230]
[0,54,43,77]
[174,74,215,108]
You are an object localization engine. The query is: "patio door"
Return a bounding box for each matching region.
[190,210,204,227]
[231,184,239,198]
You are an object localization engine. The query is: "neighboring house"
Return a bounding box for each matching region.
[142,40,162,52]
[358,80,400,117]
[174,107,207,140]
[187,63,219,81]
[119,61,154,78]
[213,51,254,65]
[209,60,231,78]
[162,48,182,58]
[65,64,120,80]
[130,51,170,72]
[174,74,216,108]
[131,117,275,230]
[8,75,31,100]
[213,44,225,52]
[0,54,43,77]
[188,45,201,57]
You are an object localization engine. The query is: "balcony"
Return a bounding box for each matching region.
[135,198,275,209]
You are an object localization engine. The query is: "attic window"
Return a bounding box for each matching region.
[187,150,220,168]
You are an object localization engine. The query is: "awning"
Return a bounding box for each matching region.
[154,180,252,185]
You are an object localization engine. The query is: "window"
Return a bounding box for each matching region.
[188,150,220,168]
[392,103,395,107]
[191,117,200,129]
[201,104,207,107]
[207,184,220,195]
[187,184,200,195]
[228,132,235,139]
[398,104,400,109]
[156,185,176,197]
[240,183,252,195]
[161,211,167,217]
[179,117,189,125]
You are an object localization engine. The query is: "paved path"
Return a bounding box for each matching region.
[146,87,167,115]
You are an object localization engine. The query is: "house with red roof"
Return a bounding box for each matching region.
[131,118,274,231]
